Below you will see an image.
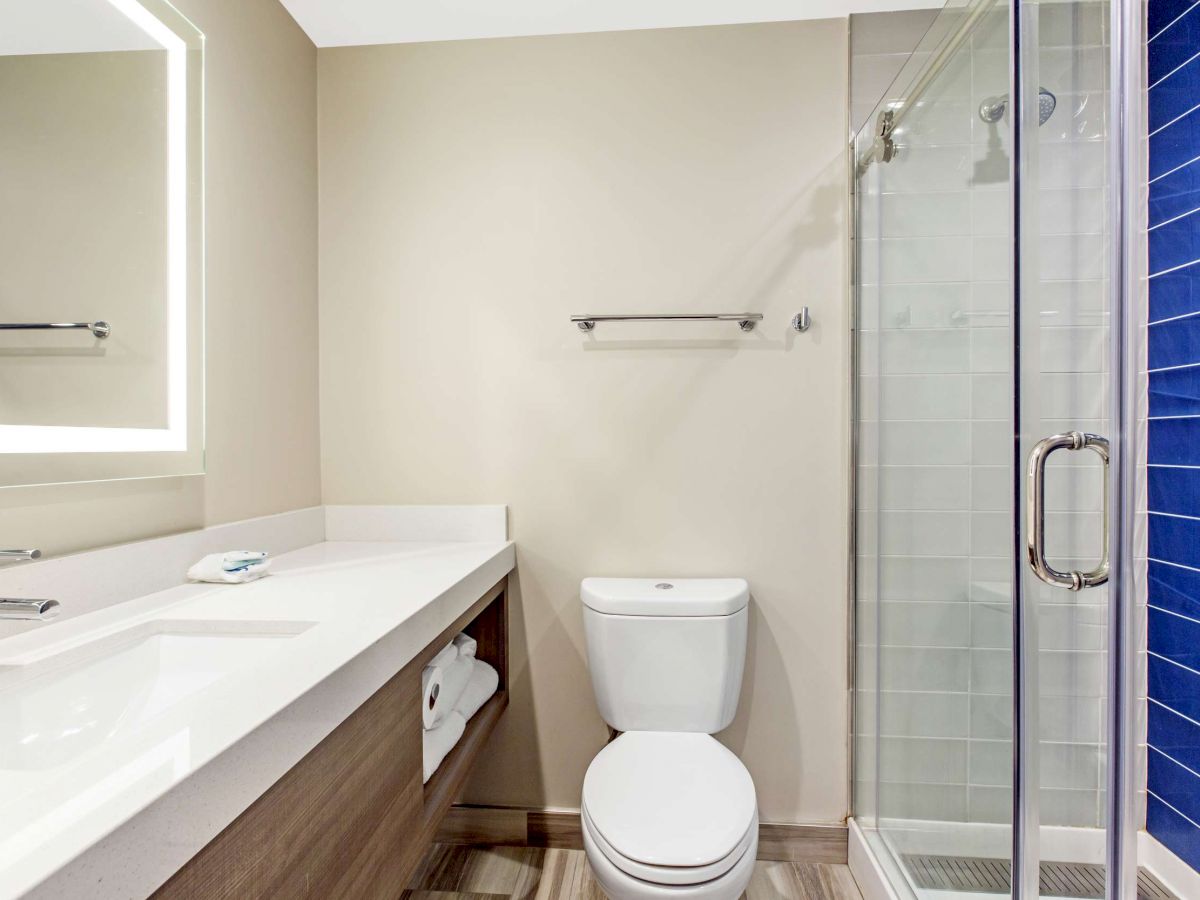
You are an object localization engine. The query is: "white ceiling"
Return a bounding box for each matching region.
[0,0,161,56]
[279,0,943,48]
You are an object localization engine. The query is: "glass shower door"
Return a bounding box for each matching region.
[853,0,1133,896]
[855,0,1018,888]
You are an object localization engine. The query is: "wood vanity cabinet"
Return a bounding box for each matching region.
[153,577,509,900]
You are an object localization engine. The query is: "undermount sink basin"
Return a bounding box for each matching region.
[0,620,314,771]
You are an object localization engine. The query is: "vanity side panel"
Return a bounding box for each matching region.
[151,576,509,899]
[151,661,424,899]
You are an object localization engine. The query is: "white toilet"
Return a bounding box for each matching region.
[579,577,757,900]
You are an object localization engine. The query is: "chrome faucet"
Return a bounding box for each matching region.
[0,598,60,620]
[0,550,57,620]
[0,549,41,562]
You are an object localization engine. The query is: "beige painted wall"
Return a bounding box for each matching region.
[318,21,851,824]
[0,0,321,558]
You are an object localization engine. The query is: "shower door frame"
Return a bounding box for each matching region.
[848,0,1145,896]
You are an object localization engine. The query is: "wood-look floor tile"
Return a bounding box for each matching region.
[408,845,466,891]
[410,845,543,895]
[744,861,862,900]
[565,852,606,900]
[463,847,546,895]
[792,862,862,899]
[745,860,806,899]
[409,844,862,900]
[529,848,575,900]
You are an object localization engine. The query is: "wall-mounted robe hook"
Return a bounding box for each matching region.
[791,308,811,333]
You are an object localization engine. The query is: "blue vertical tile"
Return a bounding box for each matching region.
[1150,366,1200,415]
[1151,6,1200,83]
[1149,418,1200,466]
[1149,514,1200,569]
[1151,106,1200,180]
[1150,313,1200,363]
[1150,703,1200,773]
[1151,55,1200,133]
[1151,266,1200,321]
[1151,211,1200,275]
[1149,159,1200,228]
[1148,794,1200,873]
[1150,654,1200,722]
[1151,0,1200,40]
[1150,466,1200,517]
[1150,606,1200,669]
[1151,560,1200,620]
[1150,749,1200,825]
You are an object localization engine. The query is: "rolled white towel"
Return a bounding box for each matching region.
[452,632,477,659]
[455,659,500,721]
[429,656,473,728]
[423,711,466,783]
[187,552,270,584]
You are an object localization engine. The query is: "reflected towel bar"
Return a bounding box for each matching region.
[0,321,110,338]
[571,313,762,332]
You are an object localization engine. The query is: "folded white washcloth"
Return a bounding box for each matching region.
[423,711,466,783]
[187,552,271,584]
[455,659,499,721]
[429,643,458,670]
[452,632,477,659]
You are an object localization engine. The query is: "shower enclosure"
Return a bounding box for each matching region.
[851,0,1143,897]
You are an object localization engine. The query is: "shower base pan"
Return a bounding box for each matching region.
[902,854,1177,899]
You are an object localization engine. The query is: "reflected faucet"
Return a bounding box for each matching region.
[0,551,56,620]
[0,598,60,620]
[0,549,41,563]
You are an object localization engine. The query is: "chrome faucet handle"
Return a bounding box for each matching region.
[0,598,60,620]
[0,550,41,562]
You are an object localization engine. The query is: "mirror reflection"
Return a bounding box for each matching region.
[0,0,202,484]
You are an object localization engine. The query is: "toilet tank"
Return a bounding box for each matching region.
[581,578,749,734]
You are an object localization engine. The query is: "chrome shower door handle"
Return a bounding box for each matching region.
[1026,431,1110,591]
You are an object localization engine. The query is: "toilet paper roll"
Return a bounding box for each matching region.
[421,664,445,730]
[430,657,473,728]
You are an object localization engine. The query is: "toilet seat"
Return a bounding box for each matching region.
[582,802,757,886]
[581,731,758,886]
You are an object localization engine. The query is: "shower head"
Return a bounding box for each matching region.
[978,87,1057,126]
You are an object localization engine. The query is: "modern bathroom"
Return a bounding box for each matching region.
[0,0,1192,898]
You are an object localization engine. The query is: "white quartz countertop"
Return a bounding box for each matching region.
[0,538,515,900]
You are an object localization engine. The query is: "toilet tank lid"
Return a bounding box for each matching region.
[581,578,749,616]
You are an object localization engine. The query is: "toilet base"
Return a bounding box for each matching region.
[581,813,758,900]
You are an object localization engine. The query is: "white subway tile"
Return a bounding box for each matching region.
[879,465,970,510]
[880,690,972,738]
[879,601,972,647]
[879,510,971,556]
[878,374,970,419]
[881,421,971,464]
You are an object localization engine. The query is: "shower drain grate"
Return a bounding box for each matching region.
[902,854,1177,899]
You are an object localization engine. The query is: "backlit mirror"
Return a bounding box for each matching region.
[0,0,203,487]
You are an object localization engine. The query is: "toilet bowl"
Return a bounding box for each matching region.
[581,731,758,900]
[579,579,756,900]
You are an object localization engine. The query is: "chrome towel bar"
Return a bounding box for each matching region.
[0,321,110,338]
[571,313,763,332]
